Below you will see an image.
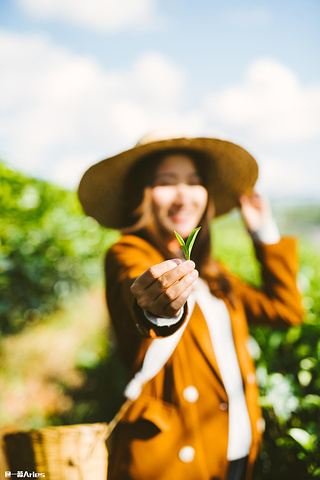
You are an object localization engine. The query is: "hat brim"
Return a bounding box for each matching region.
[78,137,259,229]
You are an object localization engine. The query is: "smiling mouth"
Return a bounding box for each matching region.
[170,212,191,223]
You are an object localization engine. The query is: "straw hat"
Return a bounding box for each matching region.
[78,131,259,229]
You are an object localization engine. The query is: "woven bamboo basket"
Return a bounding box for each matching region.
[2,400,131,479]
[3,423,109,479]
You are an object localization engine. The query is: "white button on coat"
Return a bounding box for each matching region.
[179,446,195,463]
[257,417,266,433]
[183,386,199,403]
[247,373,256,384]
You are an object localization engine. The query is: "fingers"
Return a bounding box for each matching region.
[146,260,196,298]
[130,259,198,318]
[239,190,258,205]
[151,268,198,317]
[239,189,266,206]
[238,194,249,209]
[131,259,182,293]
[239,190,273,232]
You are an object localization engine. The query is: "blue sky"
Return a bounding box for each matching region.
[1,0,319,201]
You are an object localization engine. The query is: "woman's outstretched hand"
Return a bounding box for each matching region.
[239,190,272,232]
[130,259,198,318]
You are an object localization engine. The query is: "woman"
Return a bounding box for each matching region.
[78,133,303,480]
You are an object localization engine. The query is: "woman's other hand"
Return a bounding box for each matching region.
[130,259,198,318]
[239,190,272,232]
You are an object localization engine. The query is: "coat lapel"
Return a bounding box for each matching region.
[188,301,227,397]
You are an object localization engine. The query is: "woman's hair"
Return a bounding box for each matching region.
[122,148,233,299]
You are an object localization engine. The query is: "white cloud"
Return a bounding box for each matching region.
[17,0,159,31]
[257,156,312,198]
[222,6,273,28]
[205,58,320,144]
[132,53,186,107]
[0,30,319,200]
[0,30,198,188]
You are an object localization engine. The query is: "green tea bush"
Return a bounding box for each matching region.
[0,162,118,336]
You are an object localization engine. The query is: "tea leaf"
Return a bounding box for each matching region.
[174,230,186,248]
[174,227,201,261]
[174,230,188,259]
[186,227,201,258]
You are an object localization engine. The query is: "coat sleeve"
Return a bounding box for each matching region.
[230,237,304,327]
[105,235,188,342]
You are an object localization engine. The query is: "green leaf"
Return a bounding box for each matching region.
[288,428,316,452]
[186,227,201,258]
[174,230,188,259]
[174,227,201,261]
[174,230,186,248]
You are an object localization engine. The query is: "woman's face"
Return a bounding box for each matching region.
[151,154,208,241]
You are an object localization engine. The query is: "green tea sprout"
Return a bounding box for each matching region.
[174,227,201,261]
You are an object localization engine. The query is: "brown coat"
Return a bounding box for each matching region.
[105,234,303,480]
